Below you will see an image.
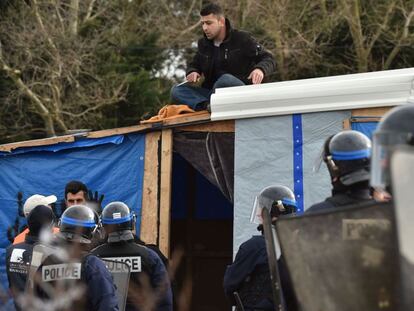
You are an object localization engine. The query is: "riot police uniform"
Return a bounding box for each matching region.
[224,185,298,311]
[91,202,173,311]
[32,204,119,311]
[6,205,55,311]
[307,130,374,213]
[7,234,39,310]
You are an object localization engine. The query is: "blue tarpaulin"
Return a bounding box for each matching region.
[171,153,233,220]
[0,133,145,295]
[351,121,378,139]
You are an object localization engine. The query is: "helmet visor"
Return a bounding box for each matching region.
[312,143,327,173]
[250,195,273,224]
[371,131,412,190]
[250,196,297,224]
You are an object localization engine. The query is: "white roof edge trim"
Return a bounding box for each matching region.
[210,68,414,121]
[214,67,414,93]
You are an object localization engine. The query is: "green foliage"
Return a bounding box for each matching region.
[100,32,173,127]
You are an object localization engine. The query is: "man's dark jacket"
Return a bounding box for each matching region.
[306,188,374,213]
[187,18,275,89]
[92,239,173,311]
[35,252,119,311]
[223,235,298,311]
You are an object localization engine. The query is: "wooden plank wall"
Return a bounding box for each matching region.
[140,131,161,245]
[140,129,173,258]
[140,122,233,258]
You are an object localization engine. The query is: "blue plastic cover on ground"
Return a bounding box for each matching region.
[0,133,145,296]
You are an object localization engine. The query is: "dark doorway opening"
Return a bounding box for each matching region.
[171,152,233,311]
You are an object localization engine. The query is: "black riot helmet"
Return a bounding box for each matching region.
[371,104,414,192]
[324,130,371,186]
[27,205,56,236]
[250,185,297,225]
[58,205,99,244]
[101,201,136,234]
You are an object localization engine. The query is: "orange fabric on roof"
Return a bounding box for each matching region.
[13,227,60,244]
[141,105,208,124]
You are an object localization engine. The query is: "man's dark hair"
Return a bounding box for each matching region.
[65,180,88,199]
[200,3,223,16]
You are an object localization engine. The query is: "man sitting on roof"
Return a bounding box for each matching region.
[170,3,275,112]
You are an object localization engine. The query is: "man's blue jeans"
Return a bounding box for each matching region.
[170,74,245,110]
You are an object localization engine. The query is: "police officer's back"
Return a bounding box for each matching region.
[32,204,119,311]
[92,202,173,311]
[224,185,298,311]
[307,130,374,213]
[6,205,55,310]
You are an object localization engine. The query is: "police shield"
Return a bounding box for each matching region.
[276,203,400,311]
[392,147,414,265]
[261,208,283,311]
[102,259,131,311]
[391,147,414,308]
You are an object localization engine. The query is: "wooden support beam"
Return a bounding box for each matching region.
[140,131,161,244]
[178,120,235,133]
[343,106,394,129]
[350,117,382,123]
[343,118,351,130]
[0,135,75,152]
[87,124,151,138]
[351,107,393,117]
[159,129,173,258]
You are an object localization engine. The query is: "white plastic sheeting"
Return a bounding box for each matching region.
[233,111,350,256]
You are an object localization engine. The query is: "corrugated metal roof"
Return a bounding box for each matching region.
[210,68,414,121]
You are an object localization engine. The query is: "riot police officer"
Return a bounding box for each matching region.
[307,130,374,212]
[370,103,414,310]
[223,185,298,311]
[91,202,173,311]
[371,104,414,194]
[6,205,55,310]
[31,204,119,311]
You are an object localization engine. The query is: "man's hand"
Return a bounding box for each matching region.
[187,72,201,83]
[87,190,105,214]
[248,68,264,84]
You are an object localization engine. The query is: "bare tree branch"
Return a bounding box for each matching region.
[32,0,59,56]
[384,4,414,69]
[340,0,368,72]
[0,42,56,136]
[367,0,397,53]
[68,0,80,36]
[61,81,127,118]
[84,0,97,22]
